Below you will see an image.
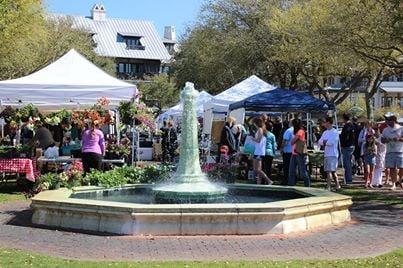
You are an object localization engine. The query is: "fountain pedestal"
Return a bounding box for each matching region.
[153,82,227,203]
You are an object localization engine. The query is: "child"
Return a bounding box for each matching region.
[362,134,377,188]
[44,143,59,159]
[372,127,386,187]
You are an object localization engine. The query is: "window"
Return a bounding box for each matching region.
[117,63,124,73]
[382,97,393,107]
[125,37,145,50]
[116,63,144,74]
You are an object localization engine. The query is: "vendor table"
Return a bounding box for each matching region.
[37,156,81,164]
[38,156,124,164]
[38,157,125,171]
[0,158,36,182]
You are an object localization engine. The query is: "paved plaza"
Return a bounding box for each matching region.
[0,190,402,262]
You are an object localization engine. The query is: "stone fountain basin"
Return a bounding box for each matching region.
[31,184,352,235]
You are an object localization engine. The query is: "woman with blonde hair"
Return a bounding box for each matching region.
[251,117,273,185]
[81,120,105,174]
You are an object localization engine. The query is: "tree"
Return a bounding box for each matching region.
[174,0,299,93]
[138,74,179,109]
[0,0,46,79]
[0,1,115,80]
[269,0,402,119]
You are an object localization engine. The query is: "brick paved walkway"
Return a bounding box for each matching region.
[0,195,402,261]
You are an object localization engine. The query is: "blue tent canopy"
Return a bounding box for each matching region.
[228,88,335,112]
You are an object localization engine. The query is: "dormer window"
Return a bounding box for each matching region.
[118,32,145,50]
[126,37,144,50]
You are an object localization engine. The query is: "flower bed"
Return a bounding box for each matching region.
[29,164,174,197]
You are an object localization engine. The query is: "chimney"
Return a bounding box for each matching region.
[91,4,106,21]
[164,26,176,41]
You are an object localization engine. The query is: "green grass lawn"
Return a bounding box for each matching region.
[0,182,26,203]
[0,248,402,267]
[337,187,403,207]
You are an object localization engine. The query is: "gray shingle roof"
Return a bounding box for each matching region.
[52,14,172,62]
[379,81,403,93]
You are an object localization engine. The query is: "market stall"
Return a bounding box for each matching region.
[157,91,212,124]
[229,88,336,145]
[202,75,275,137]
[0,50,141,177]
[0,49,136,109]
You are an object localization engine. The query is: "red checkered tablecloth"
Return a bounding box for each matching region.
[0,158,36,182]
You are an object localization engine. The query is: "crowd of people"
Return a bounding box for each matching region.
[218,112,403,191]
[4,118,112,175]
[219,115,311,187]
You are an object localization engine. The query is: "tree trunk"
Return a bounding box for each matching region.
[365,91,374,120]
[365,68,384,120]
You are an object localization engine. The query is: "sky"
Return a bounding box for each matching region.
[45,0,205,38]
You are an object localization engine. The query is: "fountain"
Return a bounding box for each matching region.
[153,82,227,203]
[30,82,352,235]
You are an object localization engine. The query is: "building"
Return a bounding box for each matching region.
[322,73,403,109]
[54,4,176,81]
[374,81,403,108]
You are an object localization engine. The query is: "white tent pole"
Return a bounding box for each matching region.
[0,99,3,138]
[115,110,121,145]
[131,120,136,166]
[333,109,345,184]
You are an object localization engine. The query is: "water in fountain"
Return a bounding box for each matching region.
[153,82,227,203]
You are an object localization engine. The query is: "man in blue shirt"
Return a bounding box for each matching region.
[281,121,294,185]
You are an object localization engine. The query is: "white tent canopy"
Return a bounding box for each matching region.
[203,75,275,134]
[0,49,137,110]
[158,91,212,122]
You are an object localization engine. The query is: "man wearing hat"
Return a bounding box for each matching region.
[381,112,403,190]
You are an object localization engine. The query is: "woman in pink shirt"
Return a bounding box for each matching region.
[81,120,105,173]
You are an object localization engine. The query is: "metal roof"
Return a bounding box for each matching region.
[52,14,172,62]
[379,81,403,93]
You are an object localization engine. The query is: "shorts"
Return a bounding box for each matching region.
[253,155,263,160]
[324,156,338,172]
[385,152,403,169]
[364,154,376,166]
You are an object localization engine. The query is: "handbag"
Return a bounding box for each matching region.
[243,136,255,155]
[295,139,307,154]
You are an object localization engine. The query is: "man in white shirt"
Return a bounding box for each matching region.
[319,117,341,190]
[381,112,403,190]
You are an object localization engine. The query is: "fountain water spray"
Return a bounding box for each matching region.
[153,82,227,203]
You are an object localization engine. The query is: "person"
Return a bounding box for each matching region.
[288,118,310,187]
[219,117,237,157]
[340,113,356,184]
[44,143,59,159]
[167,121,178,162]
[352,116,363,175]
[281,120,293,185]
[362,134,377,188]
[31,121,55,150]
[20,117,33,145]
[81,120,105,174]
[251,117,273,185]
[358,121,375,147]
[160,121,170,162]
[318,117,340,190]
[263,121,277,180]
[381,112,403,190]
[272,117,283,148]
[372,126,386,188]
